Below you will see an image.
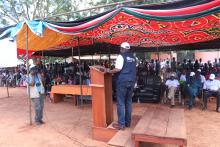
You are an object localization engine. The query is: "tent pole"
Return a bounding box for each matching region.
[71,47,74,63]
[77,37,83,106]
[170,51,172,59]
[26,24,32,125]
[92,36,94,65]
[42,50,45,71]
[108,45,111,68]
[157,47,159,61]
[6,80,9,97]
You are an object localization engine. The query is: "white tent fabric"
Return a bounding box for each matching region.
[0,38,18,68]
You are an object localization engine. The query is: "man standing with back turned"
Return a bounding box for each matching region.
[107,42,136,130]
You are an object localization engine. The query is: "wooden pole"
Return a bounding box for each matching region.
[92,36,95,65]
[26,25,32,125]
[42,50,45,72]
[77,37,83,106]
[108,45,111,68]
[6,80,9,97]
[71,47,74,63]
[157,47,159,61]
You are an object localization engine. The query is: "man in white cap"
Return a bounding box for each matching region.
[107,42,136,130]
[165,73,179,108]
[203,74,220,112]
[185,72,202,110]
[197,69,206,84]
[27,60,46,125]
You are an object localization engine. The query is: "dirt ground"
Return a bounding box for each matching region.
[0,87,220,147]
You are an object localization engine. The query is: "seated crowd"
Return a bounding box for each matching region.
[0,57,220,112]
[0,60,113,93]
[146,57,220,112]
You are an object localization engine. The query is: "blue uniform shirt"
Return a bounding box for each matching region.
[117,52,136,82]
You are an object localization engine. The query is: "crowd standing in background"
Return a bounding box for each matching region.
[1,57,220,112]
[0,60,113,93]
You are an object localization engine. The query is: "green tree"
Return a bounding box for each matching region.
[0,0,78,25]
[0,0,173,26]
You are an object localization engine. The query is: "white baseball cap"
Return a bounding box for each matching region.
[190,72,195,76]
[120,42,130,50]
[197,69,201,72]
[209,74,215,80]
[170,73,175,77]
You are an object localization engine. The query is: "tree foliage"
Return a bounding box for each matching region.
[0,0,172,26]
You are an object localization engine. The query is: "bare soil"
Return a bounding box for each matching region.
[0,87,219,147]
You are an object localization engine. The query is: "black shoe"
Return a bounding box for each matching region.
[170,105,175,108]
[35,122,42,126]
[193,102,196,106]
[39,120,45,124]
[125,124,130,128]
[216,107,220,113]
[188,106,192,110]
[112,123,125,130]
[202,106,207,110]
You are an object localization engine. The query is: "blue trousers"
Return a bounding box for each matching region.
[186,87,198,108]
[32,95,45,123]
[116,81,135,127]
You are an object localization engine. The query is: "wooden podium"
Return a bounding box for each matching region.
[90,66,117,142]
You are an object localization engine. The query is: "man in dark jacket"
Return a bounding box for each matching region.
[107,42,136,130]
[185,72,202,110]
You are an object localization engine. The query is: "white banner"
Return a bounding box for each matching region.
[0,38,18,68]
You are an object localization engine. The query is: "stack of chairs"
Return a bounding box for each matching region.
[134,75,161,103]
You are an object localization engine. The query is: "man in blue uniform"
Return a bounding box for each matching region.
[185,72,202,110]
[107,42,136,130]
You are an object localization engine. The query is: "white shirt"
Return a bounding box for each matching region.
[27,74,45,98]
[160,61,166,69]
[180,74,186,81]
[203,79,220,91]
[115,55,124,70]
[200,75,206,83]
[165,79,179,88]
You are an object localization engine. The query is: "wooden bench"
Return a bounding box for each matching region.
[50,85,91,103]
[132,105,187,147]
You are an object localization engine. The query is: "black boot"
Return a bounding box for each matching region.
[216,107,220,113]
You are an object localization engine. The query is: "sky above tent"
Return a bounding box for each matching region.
[0,38,18,68]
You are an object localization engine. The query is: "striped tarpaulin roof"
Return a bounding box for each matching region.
[0,0,219,56]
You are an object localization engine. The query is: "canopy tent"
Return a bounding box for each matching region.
[0,0,219,125]
[0,0,220,57]
[33,38,220,57]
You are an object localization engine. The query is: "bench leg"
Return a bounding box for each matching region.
[135,141,139,147]
[72,96,77,106]
[52,94,64,103]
